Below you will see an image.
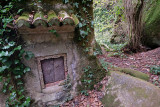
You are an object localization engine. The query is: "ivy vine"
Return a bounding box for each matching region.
[63,0,93,47]
[0,0,33,106]
[93,0,124,45]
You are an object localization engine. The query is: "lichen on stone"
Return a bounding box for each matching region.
[15,12,31,28]
[47,10,58,21]
[71,14,79,26]
[101,92,122,107]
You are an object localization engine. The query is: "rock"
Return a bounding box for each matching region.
[101,71,160,107]
[143,0,160,48]
[112,67,150,81]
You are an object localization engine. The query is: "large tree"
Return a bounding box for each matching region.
[124,0,144,51]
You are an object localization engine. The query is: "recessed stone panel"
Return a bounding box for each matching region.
[41,57,65,85]
[37,54,67,89]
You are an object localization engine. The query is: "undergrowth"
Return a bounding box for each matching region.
[0,1,34,106]
[78,66,106,96]
[150,66,160,75]
[94,0,126,52]
[149,66,160,87]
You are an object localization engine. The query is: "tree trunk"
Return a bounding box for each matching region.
[124,0,144,52]
[73,0,96,55]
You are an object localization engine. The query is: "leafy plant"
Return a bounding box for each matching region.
[63,75,72,91]
[49,29,59,37]
[150,66,160,87]
[150,66,160,75]
[78,66,106,96]
[93,0,125,51]
[99,58,112,71]
[81,90,89,96]
[63,0,93,47]
[0,0,33,106]
[62,75,73,102]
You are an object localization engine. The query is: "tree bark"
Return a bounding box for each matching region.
[124,0,144,52]
[73,0,96,55]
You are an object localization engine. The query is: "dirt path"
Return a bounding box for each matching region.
[100,47,160,73]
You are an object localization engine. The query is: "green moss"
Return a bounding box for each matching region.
[16,20,31,28]
[15,12,29,23]
[71,14,79,26]
[34,11,45,20]
[63,18,74,25]
[107,71,111,76]
[33,20,47,27]
[33,12,47,27]
[78,66,106,92]
[17,16,29,21]
[47,10,58,22]
[101,92,121,107]
[15,12,31,28]
[102,71,160,107]
[143,0,160,46]
[112,67,150,81]
[16,16,29,23]
[145,0,160,26]
[101,82,123,107]
[47,10,59,26]
[107,52,118,57]
[129,87,148,99]
[16,13,31,28]
[21,12,29,16]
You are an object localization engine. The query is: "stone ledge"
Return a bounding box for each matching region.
[18,25,75,34]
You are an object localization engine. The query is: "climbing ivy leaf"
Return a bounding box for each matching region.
[24,67,31,73]
[49,29,59,37]
[80,30,88,38]
[63,0,69,4]
[17,8,23,14]
[24,51,34,60]
[78,22,83,28]
[73,2,79,8]
[0,66,8,73]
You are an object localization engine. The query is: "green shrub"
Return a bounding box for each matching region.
[78,66,106,95]
[150,66,160,75]
[94,0,125,51]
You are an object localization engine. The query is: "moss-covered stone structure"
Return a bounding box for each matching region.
[16,11,85,106]
[0,0,99,106]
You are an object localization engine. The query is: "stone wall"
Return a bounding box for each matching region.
[20,26,89,106]
[0,26,91,106]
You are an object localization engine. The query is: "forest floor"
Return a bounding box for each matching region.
[61,47,160,107]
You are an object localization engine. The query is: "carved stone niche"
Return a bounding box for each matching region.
[37,54,67,89]
[18,25,87,106]
[14,8,90,106]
